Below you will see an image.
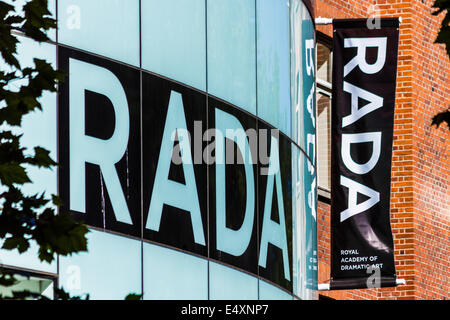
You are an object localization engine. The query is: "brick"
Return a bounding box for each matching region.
[316,0,450,301]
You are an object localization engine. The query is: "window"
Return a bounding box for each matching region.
[59,229,141,300]
[316,34,332,198]
[0,268,55,299]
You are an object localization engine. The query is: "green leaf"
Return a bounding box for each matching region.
[432,0,450,57]
[54,287,89,300]
[432,0,450,15]
[431,110,450,130]
[51,194,63,207]
[27,146,57,168]
[5,14,24,26]
[34,211,89,263]
[124,293,143,301]
[0,271,18,287]
[9,290,40,300]
[435,26,450,56]
[2,237,30,253]
[0,162,31,186]
[0,0,91,300]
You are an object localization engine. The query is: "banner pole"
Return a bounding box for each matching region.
[318,279,406,291]
[326,17,402,290]
[315,17,333,25]
[318,283,330,291]
[315,17,402,25]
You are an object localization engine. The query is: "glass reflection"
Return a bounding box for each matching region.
[59,229,141,300]
[143,242,208,300]
[0,36,57,274]
[0,0,321,301]
[3,0,56,41]
[290,1,317,298]
[207,0,256,114]
[256,0,291,136]
[58,0,140,66]
[290,0,316,152]
[292,145,317,299]
[257,124,293,293]
[141,0,206,91]
[209,262,258,300]
[259,279,293,300]
[0,274,54,300]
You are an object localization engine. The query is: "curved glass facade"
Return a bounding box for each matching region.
[0,0,317,300]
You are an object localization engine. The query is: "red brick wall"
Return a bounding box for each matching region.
[408,0,450,300]
[315,0,450,300]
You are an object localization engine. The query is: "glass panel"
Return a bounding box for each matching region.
[0,37,57,274]
[291,144,305,298]
[58,0,140,66]
[299,7,317,295]
[15,37,57,199]
[257,125,293,293]
[290,0,316,150]
[304,155,317,295]
[317,42,332,83]
[259,280,293,300]
[142,73,208,257]
[59,229,141,300]
[0,274,54,299]
[290,2,317,298]
[143,242,208,300]
[207,0,256,114]
[4,0,56,41]
[292,145,317,299]
[290,0,303,146]
[57,46,142,238]
[316,92,331,190]
[208,100,258,276]
[301,5,316,163]
[256,0,291,136]
[209,262,258,300]
[0,240,56,274]
[141,0,206,91]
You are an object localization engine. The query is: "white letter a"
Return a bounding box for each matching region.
[340,176,380,222]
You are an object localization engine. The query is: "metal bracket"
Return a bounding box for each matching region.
[318,279,406,291]
[315,17,402,26]
[315,17,333,25]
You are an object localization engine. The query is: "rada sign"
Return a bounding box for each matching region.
[58,47,294,291]
[330,18,399,289]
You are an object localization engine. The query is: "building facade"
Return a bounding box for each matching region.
[0,0,448,301]
[1,0,319,300]
[315,0,450,300]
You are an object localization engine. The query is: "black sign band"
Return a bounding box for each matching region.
[330,18,400,290]
[57,46,295,294]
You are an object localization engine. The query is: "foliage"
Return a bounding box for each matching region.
[431,0,450,130]
[125,293,144,301]
[431,108,450,130]
[432,0,450,56]
[0,0,89,299]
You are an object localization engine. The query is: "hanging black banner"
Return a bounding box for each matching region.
[330,18,400,290]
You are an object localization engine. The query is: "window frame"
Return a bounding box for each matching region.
[315,32,333,201]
